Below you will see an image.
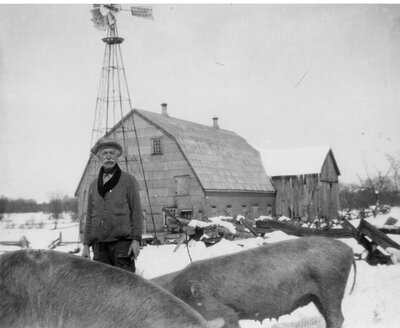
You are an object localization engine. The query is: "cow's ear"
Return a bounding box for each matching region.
[190,283,199,298]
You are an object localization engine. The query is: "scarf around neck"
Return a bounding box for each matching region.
[97,163,121,198]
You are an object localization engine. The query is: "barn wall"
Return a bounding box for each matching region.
[318,153,340,218]
[320,153,339,183]
[272,174,320,219]
[273,172,340,220]
[76,157,100,242]
[203,191,275,219]
[317,181,340,219]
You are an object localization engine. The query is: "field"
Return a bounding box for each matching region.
[1,209,400,327]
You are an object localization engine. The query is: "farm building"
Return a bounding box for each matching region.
[261,147,341,221]
[75,104,275,237]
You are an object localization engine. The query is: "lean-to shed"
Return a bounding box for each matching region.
[261,147,341,221]
[75,105,275,235]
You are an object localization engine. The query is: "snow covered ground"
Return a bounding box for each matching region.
[1,209,400,327]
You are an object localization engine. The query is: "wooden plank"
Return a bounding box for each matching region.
[239,218,259,237]
[357,219,400,250]
[256,219,355,238]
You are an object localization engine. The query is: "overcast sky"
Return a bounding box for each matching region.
[1,3,399,202]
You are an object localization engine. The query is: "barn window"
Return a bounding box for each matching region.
[251,205,259,219]
[180,209,193,220]
[151,138,162,155]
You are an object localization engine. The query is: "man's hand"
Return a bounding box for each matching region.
[128,240,141,260]
[81,245,91,259]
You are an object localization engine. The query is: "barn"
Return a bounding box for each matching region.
[75,104,275,237]
[261,147,341,221]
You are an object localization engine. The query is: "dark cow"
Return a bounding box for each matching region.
[152,237,356,328]
[0,249,223,328]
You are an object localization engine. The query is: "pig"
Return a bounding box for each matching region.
[152,237,356,328]
[0,249,224,328]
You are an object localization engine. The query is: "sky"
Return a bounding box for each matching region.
[1,3,400,202]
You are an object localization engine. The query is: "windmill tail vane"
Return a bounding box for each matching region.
[130,6,154,20]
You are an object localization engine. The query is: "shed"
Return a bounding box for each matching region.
[261,147,341,220]
[75,105,275,235]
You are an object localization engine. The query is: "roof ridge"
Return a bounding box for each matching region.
[134,108,238,136]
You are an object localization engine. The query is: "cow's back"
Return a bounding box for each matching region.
[0,249,211,328]
[160,237,354,321]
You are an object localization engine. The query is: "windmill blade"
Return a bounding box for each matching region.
[105,11,117,28]
[130,6,154,20]
[90,4,119,30]
[90,6,107,31]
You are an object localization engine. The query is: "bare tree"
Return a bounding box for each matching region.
[357,159,394,216]
[386,152,400,192]
[48,192,64,229]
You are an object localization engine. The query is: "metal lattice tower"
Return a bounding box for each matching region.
[91,25,132,149]
[88,4,153,170]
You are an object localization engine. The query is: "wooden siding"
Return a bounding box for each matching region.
[272,152,340,220]
[273,174,320,219]
[203,191,275,219]
[320,152,339,183]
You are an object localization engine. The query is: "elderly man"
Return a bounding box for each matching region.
[82,137,143,273]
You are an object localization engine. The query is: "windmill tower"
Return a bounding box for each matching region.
[77,4,155,243]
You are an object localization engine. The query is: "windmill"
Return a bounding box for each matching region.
[77,4,158,244]
[89,4,153,146]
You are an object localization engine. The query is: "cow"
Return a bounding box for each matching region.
[0,249,224,328]
[152,237,356,328]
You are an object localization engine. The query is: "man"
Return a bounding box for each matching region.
[82,137,143,273]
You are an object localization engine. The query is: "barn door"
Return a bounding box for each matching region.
[174,175,190,196]
[251,205,259,219]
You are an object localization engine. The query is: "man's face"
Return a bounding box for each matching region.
[97,147,120,170]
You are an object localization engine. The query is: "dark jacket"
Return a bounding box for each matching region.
[83,171,143,246]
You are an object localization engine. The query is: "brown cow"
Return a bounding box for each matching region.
[0,249,223,328]
[152,237,356,328]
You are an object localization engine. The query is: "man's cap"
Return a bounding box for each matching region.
[91,137,123,155]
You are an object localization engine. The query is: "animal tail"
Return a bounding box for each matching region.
[349,258,357,294]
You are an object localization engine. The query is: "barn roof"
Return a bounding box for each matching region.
[133,109,275,193]
[260,146,340,177]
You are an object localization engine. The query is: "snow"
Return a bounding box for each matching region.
[1,209,400,327]
[260,146,331,177]
[189,216,237,234]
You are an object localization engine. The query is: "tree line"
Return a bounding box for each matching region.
[0,196,78,214]
[1,153,399,214]
[340,153,400,210]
